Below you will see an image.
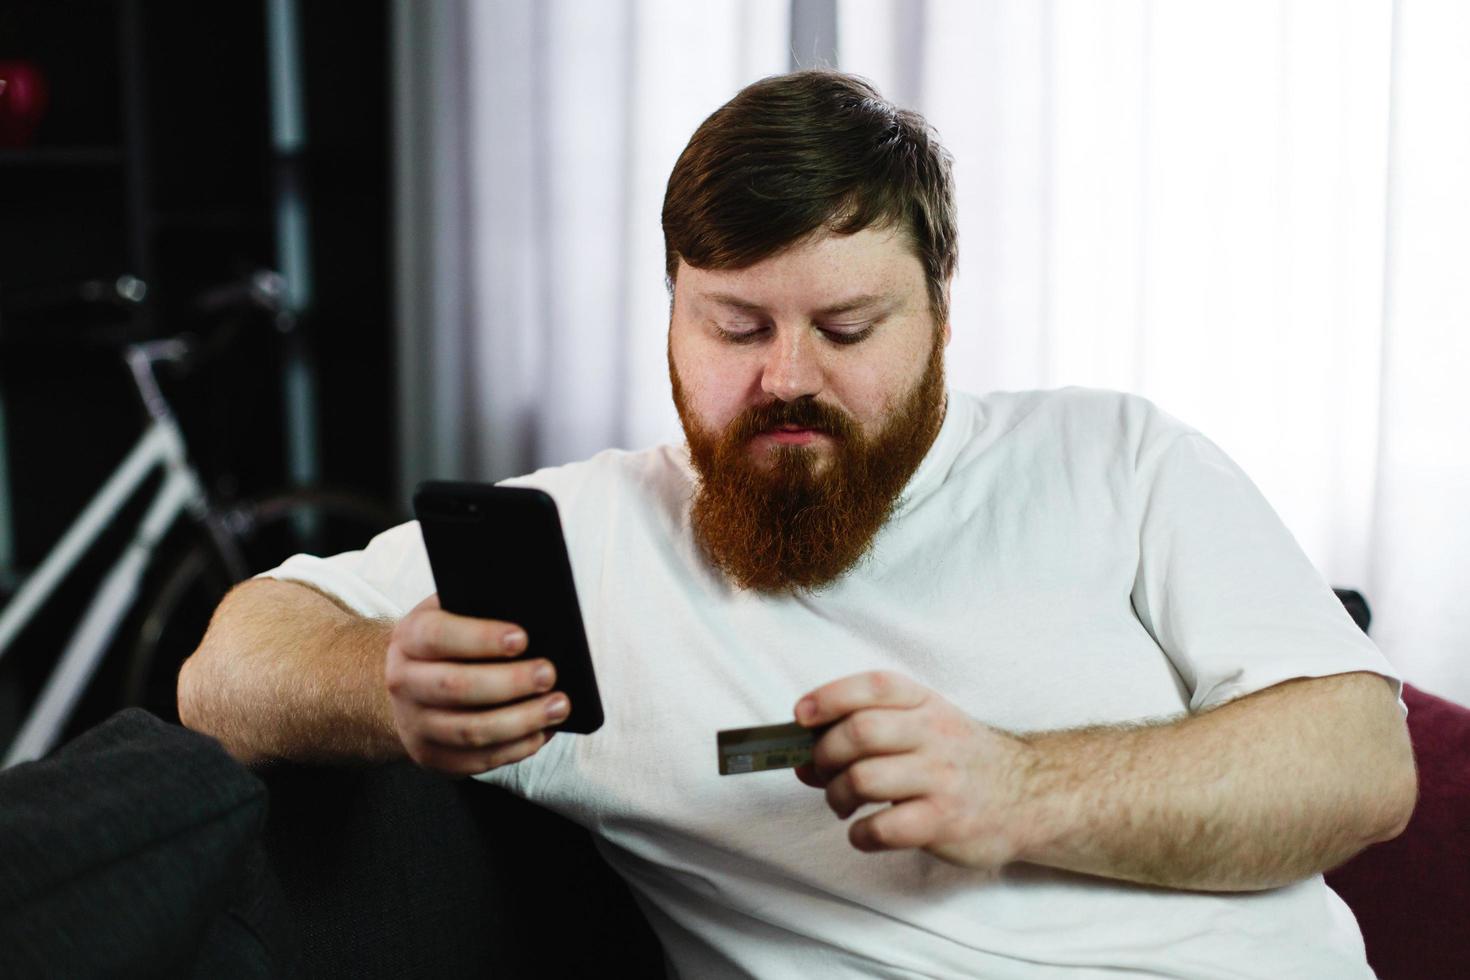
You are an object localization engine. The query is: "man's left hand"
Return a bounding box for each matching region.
[794,670,1038,872]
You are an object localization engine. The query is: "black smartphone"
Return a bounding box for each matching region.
[413,481,604,735]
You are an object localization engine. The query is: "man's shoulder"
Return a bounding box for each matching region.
[959,385,1183,443]
[502,443,689,487]
[946,386,1199,482]
[498,444,693,519]
[965,384,1155,420]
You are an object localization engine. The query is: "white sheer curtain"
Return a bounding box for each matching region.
[394,0,1469,703]
[1370,1,1470,705]
[839,0,1469,703]
[394,0,789,486]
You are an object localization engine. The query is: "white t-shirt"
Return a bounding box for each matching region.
[261,386,1405,979]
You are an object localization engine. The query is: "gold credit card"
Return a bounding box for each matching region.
[716,721,827,775]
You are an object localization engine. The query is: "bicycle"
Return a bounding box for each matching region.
[0,271,402,767]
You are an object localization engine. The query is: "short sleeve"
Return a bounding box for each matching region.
[253,519,435,619]
[1130,430,1406,718]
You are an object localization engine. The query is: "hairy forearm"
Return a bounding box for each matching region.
[1012,671,1417,892]
[178,578,406,766]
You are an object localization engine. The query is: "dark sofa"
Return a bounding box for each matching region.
[0,706,664,978]
[257,751,666,977]
[1,680,1466,978]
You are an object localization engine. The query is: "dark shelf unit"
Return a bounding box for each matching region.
[0,146,126,167]
[1,0,278,557]
[0,0,393,747]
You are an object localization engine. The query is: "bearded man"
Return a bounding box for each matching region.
[180,70,1415,978]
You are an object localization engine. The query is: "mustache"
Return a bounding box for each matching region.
[727,397,857,443]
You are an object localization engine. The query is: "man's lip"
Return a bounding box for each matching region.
[756,426,829,446]
[760,427,825,438]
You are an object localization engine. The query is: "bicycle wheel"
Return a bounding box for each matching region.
[121,487,403,720]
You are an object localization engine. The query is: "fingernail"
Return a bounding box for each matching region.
[503,631,527,653]
[545,695,569,722]
[533,663,554,689]
[795,697,815,724]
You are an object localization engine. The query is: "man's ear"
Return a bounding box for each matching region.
[942,281,953,346]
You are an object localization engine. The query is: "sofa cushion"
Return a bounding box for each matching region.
[258,757,665,977]
[0,708,279,976]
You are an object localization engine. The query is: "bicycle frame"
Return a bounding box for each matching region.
[0,417,203,766]
[0,342,245,767]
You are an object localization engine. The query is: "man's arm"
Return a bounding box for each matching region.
[796,669,1417,892]
[179,578,566,775]
[178,577,405,766]
[1010,670,1416,891]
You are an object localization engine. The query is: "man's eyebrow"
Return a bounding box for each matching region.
[699,292,893,316]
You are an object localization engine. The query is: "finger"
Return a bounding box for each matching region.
[397,610,529,661]
[824,754,931,819]
[417,692,571,750]
[794,671,926,728]
[416,729,550,778]
[393,657,556,708]
[811,707,923,776]
[794,762,827,788]
[408,592,441,613]
[848,798,941,853]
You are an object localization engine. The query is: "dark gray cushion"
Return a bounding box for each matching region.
[0,708,286,977]
[259,756,665,977]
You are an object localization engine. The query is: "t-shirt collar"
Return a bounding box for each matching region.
[891,386,969,518]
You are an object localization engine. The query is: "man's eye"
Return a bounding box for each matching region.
[821,324,874,345]
[717,324,766,344]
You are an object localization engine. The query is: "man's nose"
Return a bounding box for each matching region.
[760,328,823,402]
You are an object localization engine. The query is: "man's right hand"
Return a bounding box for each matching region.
[385,593,568,776]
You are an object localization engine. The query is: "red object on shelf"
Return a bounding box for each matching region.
[0,60,51,148]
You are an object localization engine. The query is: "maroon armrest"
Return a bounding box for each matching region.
[1324,682,1470,979]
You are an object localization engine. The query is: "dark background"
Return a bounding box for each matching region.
[0,0,397,747]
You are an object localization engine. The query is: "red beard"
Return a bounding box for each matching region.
[670,336,946,593]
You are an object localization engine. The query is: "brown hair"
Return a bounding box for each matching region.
[662,69,958,325]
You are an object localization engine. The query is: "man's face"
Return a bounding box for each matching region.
[668,225,951,593]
